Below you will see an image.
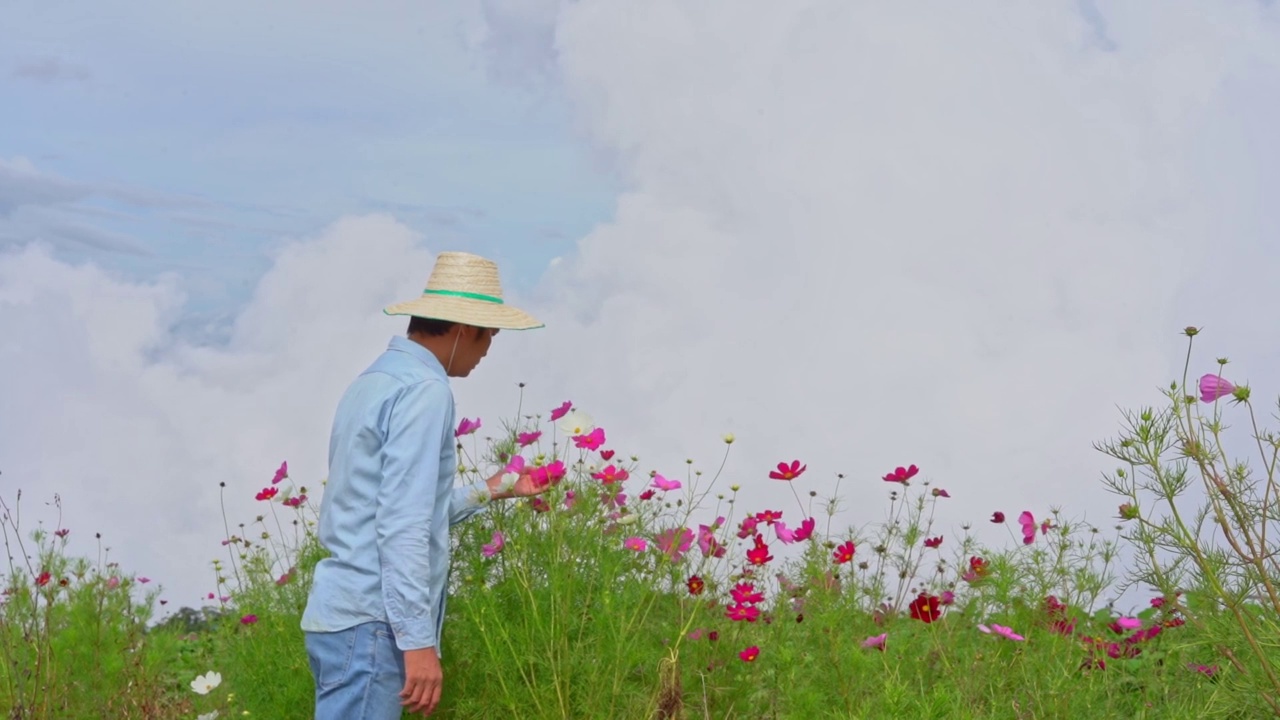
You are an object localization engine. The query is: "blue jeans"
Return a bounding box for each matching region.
[305,621,407,720]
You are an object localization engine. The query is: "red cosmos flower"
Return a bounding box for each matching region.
[725,603,760,622]
[600,449,615,460]
[923,536,943,549]
[964,556,990,583]
[882,464,919,484]
[908,593,942,623]
[687,575,705,596]
[240,614,258,625]
[591,465,629,484]
[739,645,760,662]
[35,571,51,587]
[638,489,655,501]
[833,540,856,564]
[990,511,1005,524]
[769,460,806,480]
[746,535,774,566]
[730,582,764,605]
[754,510,782,526]
[255,487,278,502]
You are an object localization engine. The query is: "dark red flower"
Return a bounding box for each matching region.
[990,511,1005,523]
[923,536,943,549]
[908,592,941,623]
[687,575,705,596]
[35,571,51,587]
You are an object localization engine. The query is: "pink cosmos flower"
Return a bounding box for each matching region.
[774,522,797,544]
[106,576,120,590]
[276,572,292,586]
[651,474,682,491]
[549,401,572,421]
[924,536,943,549]
[940,591,955,606]
[862,633,887,651]
[833,541,855,564]
[529,497,550,513]
[563,490,577,509]
[1198,373,1236,403]
[978,623,1024,641]
[271,461,289,485]
[54,529,69,539]
[726,603,761,622]
[255,487,278,502]
[283,494,307,508]
[739,645,760,662]
[883,464,919,484]
[517,431,542,447]
[731,582,765,604]
[623,537,647,552]
[591,465,629,484]
[455,417,481,437]
[573,427,605,450]
[931,488,950,498]
[755,510,782,525]
[737,516,760,539]
[138,577,150,584]
[769,460,806,480]
[482,531,505,558]
[656,527,695,562]
[697,521,726,558]
[1018,511,1036,545]
[240,614,258,625]
[600,449,615,460]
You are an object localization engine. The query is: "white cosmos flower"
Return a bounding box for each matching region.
[190,671,222,695]
[556,410,594,436]
[498,472,519,493]
[197,712,220,720]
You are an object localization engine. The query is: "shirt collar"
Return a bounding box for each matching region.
[387,335,449,380]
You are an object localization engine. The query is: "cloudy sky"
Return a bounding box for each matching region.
[4,0,1279,617]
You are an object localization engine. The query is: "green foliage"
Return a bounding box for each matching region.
[2,327,1278,718]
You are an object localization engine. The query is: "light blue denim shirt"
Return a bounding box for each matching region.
[301,335,490,653]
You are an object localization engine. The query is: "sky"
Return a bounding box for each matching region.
[3,0,1280,620]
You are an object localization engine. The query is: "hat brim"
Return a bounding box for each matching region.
[383,295,544,330]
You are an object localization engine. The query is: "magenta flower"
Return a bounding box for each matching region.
[283,494,307,508]
[517,431,542,447]
[978,623,1024,641]
[769,460,807,481]
[731,582,765,605]
[1018,511,1036,545]
[591,465,629,484]
[549,401,572,421]
[651,474,682,491]
[271,461,289,485]
[882,464,919,484]
[138,577,150,584]
[774,522,797,544]
[862,633,887,651]
[563,490,577,510]
[923,536,943,549]
[240,614,258,625]
[1198,373,1235,403]
[54,529,69,539]
[455,417,481,437]
[931,488,951,498]
[1114,616,1142,631]
[573,427,606,450]
[792,517,815,542]
[991,511,1005,523]
[737,516,760,539]
[623,536,647,552]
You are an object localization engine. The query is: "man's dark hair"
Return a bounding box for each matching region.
[407,316,457,337]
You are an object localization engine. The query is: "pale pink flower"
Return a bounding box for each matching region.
[978,623,1025,641]
[651,474,682,491]
[1114,616,1142,631]
[862,633,887,651]
[482,531,505,558]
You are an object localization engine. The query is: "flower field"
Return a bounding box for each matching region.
[3,328,1278,719]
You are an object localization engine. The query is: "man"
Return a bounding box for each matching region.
[301,251,550,718]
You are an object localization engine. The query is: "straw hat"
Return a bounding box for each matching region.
[382,251,544,330]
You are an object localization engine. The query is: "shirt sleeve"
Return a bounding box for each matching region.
[375,378,451,651]
[450,482,491,526]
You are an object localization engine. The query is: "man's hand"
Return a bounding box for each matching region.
[486,470,559,500]
[401,646,443,716]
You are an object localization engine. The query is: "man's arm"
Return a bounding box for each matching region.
[375,378,451,652]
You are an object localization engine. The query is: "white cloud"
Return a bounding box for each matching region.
[4,0,1280,619]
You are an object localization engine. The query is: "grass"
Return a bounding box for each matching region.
[2,327,1277,719]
